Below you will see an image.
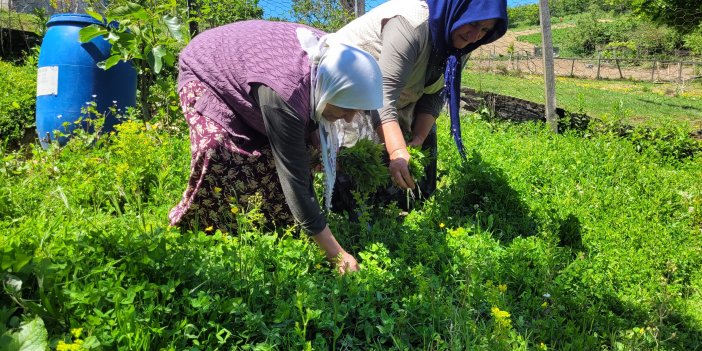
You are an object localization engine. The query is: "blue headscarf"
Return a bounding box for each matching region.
[426,0,508,159]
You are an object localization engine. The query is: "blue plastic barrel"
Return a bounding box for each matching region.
[35,13,136,148]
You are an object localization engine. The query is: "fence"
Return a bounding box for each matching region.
[470,52,702,84]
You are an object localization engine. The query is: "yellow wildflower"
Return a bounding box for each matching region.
[539,342,547,350]
[70,328,83,338]
[230,206,239,215]
[541,301,549,308]
[498,284,507,293]
[56,340,82,351]
[214,187,222,193]
[439,223,445,229]
[205,226,214,232]
[491,306,512,328]
[491,307,510,319]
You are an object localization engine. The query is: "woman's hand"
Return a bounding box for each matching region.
[332,250,360,274]
[389,147,416,190]
[407,137,424,147]
[312,226,360,275]
[377,121,416,190]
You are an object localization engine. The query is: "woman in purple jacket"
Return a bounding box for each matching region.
[169,20,383,274]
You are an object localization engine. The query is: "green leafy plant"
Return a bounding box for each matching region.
[0,61,36,151]
[291,0,354,32]
[337,138,389,196]
[78,1,186,121]
[407,145,430,182]
[194,0,263,31]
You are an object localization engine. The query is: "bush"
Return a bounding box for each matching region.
[626,20,682,57]
[197,0,264,30]
[0,60,36,150]
[563,13,609,57]
[563,15,683,58]
[683,26,702,55]
[508,4,539,28]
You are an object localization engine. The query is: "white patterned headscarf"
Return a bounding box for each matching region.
[297,28,383,210]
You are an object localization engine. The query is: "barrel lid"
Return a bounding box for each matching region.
[47,13,105,26]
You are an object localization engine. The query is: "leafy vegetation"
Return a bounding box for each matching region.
[2,109,701,349]
[338,138,389,196]
[509,0,702,56]
[507,4,539,28]
[0,60,37,150]
[516,14,684,59]
[78,1,188,122]
[291,0,354,32]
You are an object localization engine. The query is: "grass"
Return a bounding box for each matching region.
[1,108,701,349]
[462,69,702,130]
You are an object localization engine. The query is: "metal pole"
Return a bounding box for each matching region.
[539,0,557,133]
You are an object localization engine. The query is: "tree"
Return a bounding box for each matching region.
[194,0,263,32]
[291,0,353,32]
[630,0,702,33]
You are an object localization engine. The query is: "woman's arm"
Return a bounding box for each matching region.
[255,85,358,273]
[408,112,436,147]
[374,16,427,189]
[312,225,359,274]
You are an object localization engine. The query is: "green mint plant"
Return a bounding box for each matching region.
[337,138,389,196]
[404,145,432,207]
[337,139,389,233]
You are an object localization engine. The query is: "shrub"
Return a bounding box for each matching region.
[508,4,539,28]
[563,13,609,57]
[683,25,702,55]
[0,60,36,150]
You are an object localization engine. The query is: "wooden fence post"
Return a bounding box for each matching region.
[616,58,623,79]
[678,61,683,83]
[651,60,656,82]
[570,58,575,77]
[539,0,558,133]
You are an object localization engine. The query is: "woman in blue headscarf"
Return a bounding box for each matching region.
[327,0,507,208]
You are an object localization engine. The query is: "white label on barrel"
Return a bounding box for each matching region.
[36,66,59,96]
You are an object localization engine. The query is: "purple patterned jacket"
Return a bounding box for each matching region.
[178,20,325,149]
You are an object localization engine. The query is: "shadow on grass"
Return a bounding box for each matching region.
[552,277,702,350]
[430,150,538,243]
[634,96,702,114]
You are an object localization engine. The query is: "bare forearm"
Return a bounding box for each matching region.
[375,120,415,189]
[312,225,344,259]
[376,120,407,156]
[410,113,436,146]
[312,225,359,274]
